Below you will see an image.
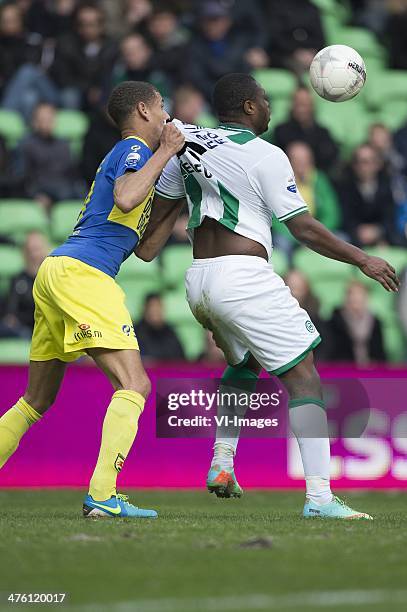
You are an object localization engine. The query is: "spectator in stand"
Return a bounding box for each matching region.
[17,102,84,209]
[81,105,120,187]
[185,2,263,103]
[0,135,21,198]
[287,142,341,231]
[50,3,117,110]
[171,85,205,124]
[284,268,328,360]
[273,141,341,255]
[348,0,388,34]
[263,0,325,75]
[101,0,153,37]
[198,330,225,364]
[397,267,407,344]
[326,280,386,364]
[0,231,48,339]
[385,0,407,70]
[191,0,269,65]
[369,123,407,243]
[24,0,77,40]
[108,33,166,94]
[0,2,58,119]
[135,293,185,362]
[144,6,190,92]
[273,87,339,174]
[395,118,407,171]
[337,144,399,247]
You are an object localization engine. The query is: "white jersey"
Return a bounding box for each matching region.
[156,119,308,258]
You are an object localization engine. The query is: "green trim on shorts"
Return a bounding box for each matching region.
[269,336,321,377]
[288,397,325,409]
[231,350,251,369]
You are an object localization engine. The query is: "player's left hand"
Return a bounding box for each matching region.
[359,255,400,292]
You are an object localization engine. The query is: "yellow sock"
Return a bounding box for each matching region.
[0,397,41,469]
[89,390,145,501]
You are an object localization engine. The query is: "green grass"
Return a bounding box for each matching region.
[0,490,406,612]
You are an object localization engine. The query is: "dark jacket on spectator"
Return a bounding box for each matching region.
[185,30,251,102]
[326,308,386,363]
[0,34,42,94]
[5,271,35,331]
[263,0,325,65]
[135,320,185,362]
[81,110,120,186]
[273,117,339,173]
[18,133,77,201]
[337,171,398,246]
[50,32,117,93]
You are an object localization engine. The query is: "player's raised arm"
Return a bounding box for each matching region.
[113,123,185,213]
[136,195,186,261]
[286,212,400,293]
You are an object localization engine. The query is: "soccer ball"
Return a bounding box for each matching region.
[309,45,367,102]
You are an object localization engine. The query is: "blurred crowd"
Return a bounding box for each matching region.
[1,0,407,364]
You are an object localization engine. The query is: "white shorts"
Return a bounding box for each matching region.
[185,255,321,374]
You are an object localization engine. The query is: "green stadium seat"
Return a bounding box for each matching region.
[116,254,162,285]
[293,248,354,317]
[271,248,289,277]
[331,27,386,62]
[315,100,371,155]
[355,246,407,290]
[364,71,407,111]
[196,112,218,128]
[376,100,407,132]
[0,245,24,295]
[382,319,406,363]
[160,244,193,290]
[0,199,48,244]
[174,320,205,361]
[116,258,163,320]
[54,110,89,156]
[50,200,81,243]
[0,339,31,364]
[118,279,162,321]
[253,69,297,100]
[0,109,26,148]
[163,290,191,325]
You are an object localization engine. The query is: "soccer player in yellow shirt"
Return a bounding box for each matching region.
[0,81,184,518]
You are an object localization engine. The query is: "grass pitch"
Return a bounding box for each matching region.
[0,490,406,612]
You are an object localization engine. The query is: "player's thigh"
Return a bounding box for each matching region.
[24,359,67,414]
[87,348,151,398]
[278,351,322,401]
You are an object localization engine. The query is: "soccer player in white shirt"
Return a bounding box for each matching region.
[137,73,399,519]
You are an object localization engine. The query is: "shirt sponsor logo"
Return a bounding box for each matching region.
[74,327,103,341]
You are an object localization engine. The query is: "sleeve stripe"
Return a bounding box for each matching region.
[278,206,308,222]
[155,189,185,200]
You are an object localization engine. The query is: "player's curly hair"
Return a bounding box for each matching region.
[213,73,260,120]
[107,81,158,129]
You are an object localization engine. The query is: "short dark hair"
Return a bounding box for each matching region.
[107,81,158,129]
[213,73,259,119]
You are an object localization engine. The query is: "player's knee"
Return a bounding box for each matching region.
[117,374,151,400]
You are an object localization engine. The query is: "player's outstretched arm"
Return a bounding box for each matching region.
[135,196,186,262]
[113,123,185,213]
[286,212,400,292]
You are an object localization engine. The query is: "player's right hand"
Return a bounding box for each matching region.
[160,123,185,156]
[359,255,400,292]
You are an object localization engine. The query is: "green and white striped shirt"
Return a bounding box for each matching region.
[156,119,308,259]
